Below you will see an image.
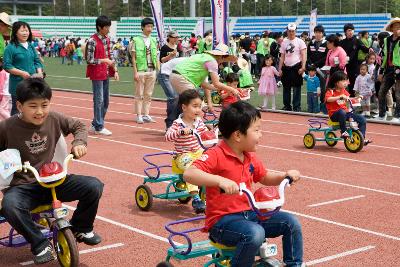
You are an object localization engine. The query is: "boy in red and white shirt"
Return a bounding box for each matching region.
[165,89,207,213]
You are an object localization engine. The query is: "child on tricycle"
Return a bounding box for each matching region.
[0,78,103,264]
[184,101,304,267]
[325,71,372,145]
[165,89,208,214]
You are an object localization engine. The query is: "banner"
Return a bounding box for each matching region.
[149,0,166,45]
[194,18,205,38]
[210,0,229,47]
[123,0,128,3]
[309,8,317,38]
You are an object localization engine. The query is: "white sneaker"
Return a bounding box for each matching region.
[390,117,400,123]
[137,115,144,124]
[143,115,156,123]
[96,128,112,136]
[375,115,387,121]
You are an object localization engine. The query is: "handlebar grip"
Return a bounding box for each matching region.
[285,175,294,184]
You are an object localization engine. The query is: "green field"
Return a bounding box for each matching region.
[44,57,310,111]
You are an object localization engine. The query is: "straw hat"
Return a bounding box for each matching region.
[205,43,237,62]
[237,57,249,70]
[0,12,11,27]
[385,17,400,32]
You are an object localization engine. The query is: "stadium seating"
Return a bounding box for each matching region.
[117,17,197,38]
[296,14,391,35]
[10,14,391,40]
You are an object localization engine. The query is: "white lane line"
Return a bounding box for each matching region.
[308,195,365,207]
[20,243,125,266]
[63,204,180,245]
[259,144,400,170]
[85,135,400,197]
[306,245,375,266]
[284,209,400,241]
[70,115,400,169]
[53,94,400,138]
[268,169,400,197]
[74,159,400,241]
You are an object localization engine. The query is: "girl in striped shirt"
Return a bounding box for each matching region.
[165,89,207,213]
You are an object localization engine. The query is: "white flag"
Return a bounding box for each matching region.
[309,8,317,38]
[194,19,204,38]
[241,0,245,3]
[297,0,301,2]
[210,0,229,46]
[149,0,166,45]
[68,0,70,6]
[123,0,128,3]
[269,0,272,2]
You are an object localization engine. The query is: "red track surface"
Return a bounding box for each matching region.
[1,90,399,267]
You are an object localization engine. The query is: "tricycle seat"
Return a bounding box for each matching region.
[167,240,219,260]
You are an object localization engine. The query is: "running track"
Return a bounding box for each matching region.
[0,90,399,267]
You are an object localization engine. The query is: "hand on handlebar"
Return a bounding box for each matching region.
[218,177,239,194]
[180,128,193,136]
[72,145,87,159]
[284,170,300,184]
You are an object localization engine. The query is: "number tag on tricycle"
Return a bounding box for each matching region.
[54,207,68,219]
[260,243,278,258]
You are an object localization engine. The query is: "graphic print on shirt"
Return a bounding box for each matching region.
[25,132,47,154]
[286,43,295,54]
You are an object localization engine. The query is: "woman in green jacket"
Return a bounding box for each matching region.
[4,21,43,115]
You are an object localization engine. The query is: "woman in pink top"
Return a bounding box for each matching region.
[325,34,347,76]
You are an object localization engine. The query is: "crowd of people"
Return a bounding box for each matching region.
[0,10,399,266]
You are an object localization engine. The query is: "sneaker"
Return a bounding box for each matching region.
[34,245,56,265]
[143,115,156,123]
[136,115,144,124]
[74,231,102,246]
[390,117,400,123]
[192,199,206,214]
[375,115,387,121]
[96,128,112,136]
[364,139,372,146]
[341,132,350,139]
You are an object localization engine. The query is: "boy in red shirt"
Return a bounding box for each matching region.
[184,101,304,267]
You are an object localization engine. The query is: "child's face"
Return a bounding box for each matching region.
[227,81,238,89]
[182,98,203,120]
[265,58,272,66]
[367,55,376,65]
[335,79,348,89]
[360,66,368,75]
[17,98,50,126]
[237,118,262,152]
[308,70,316,77]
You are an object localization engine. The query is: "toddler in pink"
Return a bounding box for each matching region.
[258,55,279,110]
[0,68,11,121]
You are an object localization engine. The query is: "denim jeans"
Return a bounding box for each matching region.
[283,86,302,111]
[307,92,320,113]
[330,109,367,137]
[91,79,110,131]
[10,95,18,116]
[378,70,400,118]
[158,72,179,128]
[209,211,303,267]
[1,174,103,254]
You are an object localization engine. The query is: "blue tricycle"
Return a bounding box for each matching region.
[135,131,218,211]
[159,178,293,267]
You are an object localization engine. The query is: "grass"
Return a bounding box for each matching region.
[43,57,310,111]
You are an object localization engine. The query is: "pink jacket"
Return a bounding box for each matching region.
[325,46,347,71]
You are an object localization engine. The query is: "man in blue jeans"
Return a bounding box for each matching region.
[158,57,186,129]
[86,15,119,136]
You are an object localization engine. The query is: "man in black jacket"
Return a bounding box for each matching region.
[339,23,371,96]
[307,25,328,113]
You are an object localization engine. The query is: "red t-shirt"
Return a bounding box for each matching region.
[192,140,267,231]
[325,88,349,117]
[189,37,197,49]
